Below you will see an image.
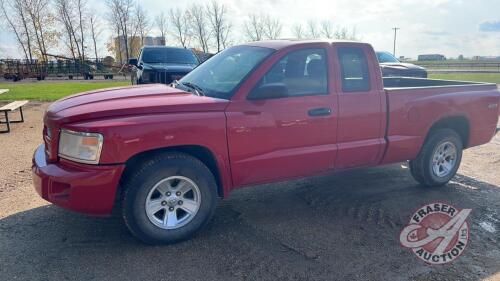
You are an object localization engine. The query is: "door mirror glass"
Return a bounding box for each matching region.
[248,83,288,100]
[128,58,138,66]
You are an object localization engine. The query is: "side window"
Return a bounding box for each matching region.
[258,48,328,97]
[338,47,371,92]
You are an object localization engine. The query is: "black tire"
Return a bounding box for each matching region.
[122,152,218,244]
[409,128,463,187]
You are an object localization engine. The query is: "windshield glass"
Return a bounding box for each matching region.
[376,52,400,63]
[142,48,199,64]
[179,46,274,99]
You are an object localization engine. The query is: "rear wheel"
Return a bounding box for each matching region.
[409,129,463,186]
[122,152,217,244]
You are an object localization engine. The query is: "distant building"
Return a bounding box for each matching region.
[472,56,500,61]
[142,36,166,46]
[114,36,166,64]
[418,54,446,61]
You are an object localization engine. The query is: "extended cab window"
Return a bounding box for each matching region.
[257,48,328,97]
[338,47,371,92]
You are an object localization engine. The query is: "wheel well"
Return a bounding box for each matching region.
[427,116,470,147]
[120,145,224,198]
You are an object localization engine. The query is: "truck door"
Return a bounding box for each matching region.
[333,45,386,169]
[225,46,338,187]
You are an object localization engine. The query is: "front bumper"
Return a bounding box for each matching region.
[32,144,125,215]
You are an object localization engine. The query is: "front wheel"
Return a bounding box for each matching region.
[409,129,463,187]
[122,152,217,244]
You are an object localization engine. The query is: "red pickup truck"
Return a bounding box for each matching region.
[33,40,500,244]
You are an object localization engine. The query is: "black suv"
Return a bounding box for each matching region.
[129,46,199,85]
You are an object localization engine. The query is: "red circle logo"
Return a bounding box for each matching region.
[399,202,471,265]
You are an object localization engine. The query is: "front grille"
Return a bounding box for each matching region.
[43,126,51,159]
[148,72,188,84]
[43,125,58,162]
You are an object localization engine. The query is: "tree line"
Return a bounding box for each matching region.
[0,0,358,63]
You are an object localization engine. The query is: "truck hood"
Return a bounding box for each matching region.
[45,84,229,125]
[142,63,197,72]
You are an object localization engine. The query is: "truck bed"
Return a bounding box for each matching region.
[381,77,500,165]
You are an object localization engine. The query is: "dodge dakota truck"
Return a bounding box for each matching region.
[32,40,500,244]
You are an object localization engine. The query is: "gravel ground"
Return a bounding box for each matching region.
[1,103,499,281]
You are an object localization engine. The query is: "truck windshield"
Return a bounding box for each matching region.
[179,46,274,99]
[376,52,400,63]
[142,48,199,64]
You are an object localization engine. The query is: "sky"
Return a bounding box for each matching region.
[1,0,500,59]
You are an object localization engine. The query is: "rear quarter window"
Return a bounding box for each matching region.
[338,47,371,92]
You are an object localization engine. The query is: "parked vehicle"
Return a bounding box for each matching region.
[129,46,199,85]
[2,59,47,81]
[33,40,500,244]
[376,51,428,78]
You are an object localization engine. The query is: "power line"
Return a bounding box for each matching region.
[392,27,400,57]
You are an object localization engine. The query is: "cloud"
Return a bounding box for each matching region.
[422,30,451,36]
[479,20,500,32]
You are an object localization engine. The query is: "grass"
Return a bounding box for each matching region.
[0,81,130,101]
[429,73,500,84]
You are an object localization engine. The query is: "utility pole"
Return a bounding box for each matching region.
[392,27,400,57]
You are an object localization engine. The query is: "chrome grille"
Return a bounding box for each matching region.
[43,126,52,158]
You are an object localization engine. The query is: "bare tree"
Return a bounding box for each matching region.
[262,15,282,39]
[169,7,190,48]
[76,0,87,60]
[188,4,210,52]
[24,0,55,61]
[307,20,320,39]
[55,0,82,59]
[335,26,358,40]
[155,11,167,43]
[89,11,102,62]
[320,20,334,39]
[291,23,305,39]
[11,0,34,60]
[106,0,135,62]
[134,5,150,44]
[207,0,231,52]
[244,14,264,41]
[0,0,30,60]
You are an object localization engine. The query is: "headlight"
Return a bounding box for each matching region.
[58,129,103,164]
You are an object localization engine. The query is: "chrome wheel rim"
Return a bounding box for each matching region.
[145,176,201,230]
[431,141,457,178]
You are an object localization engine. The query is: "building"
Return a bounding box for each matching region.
[472,56,500,61]
[142,36,166,46]
[417,54,446,61]
[114,36,166,64]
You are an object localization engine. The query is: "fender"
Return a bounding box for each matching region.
[62,111,233,196]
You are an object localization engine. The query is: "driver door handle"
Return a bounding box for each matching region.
[308,107,332,117]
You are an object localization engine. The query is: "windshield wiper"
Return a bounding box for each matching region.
[181,81,205,96]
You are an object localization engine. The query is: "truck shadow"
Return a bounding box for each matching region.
[1,164,500,280]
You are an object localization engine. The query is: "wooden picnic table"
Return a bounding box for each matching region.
[0,100,28,133]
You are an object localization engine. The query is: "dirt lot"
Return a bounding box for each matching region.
[1,103,499,281]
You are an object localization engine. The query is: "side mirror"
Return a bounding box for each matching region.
[248,83,288,100]
[128,58,138,66]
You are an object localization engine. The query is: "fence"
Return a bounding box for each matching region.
[411,61,500,73]
[0,58,128,81]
